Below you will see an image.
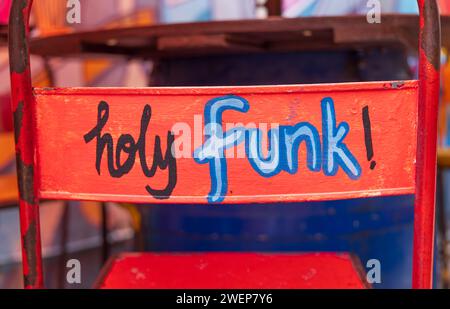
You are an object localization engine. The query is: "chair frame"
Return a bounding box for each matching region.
[8,0,441,289]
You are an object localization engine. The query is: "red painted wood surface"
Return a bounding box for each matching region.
[34,81,418,204]
[97,253,367,289]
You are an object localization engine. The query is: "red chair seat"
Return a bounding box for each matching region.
[96,253,368,289]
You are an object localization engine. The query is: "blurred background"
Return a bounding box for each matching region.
[1,0,450,289]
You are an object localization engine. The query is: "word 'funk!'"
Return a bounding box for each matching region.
[194,96,362,203]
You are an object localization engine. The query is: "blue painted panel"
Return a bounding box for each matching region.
[142,196,415,288]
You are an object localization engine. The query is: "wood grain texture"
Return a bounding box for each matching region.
[96,253,368,289]
[34,81,418,204]
[0,132,15,166]
[0,132,18,206]
[0,24,7,47]
[438,148,450,168]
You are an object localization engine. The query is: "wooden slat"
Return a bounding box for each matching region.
[157,34,264,53]
[0,132,15,165]
[0,175,18,206]
[0,24,7,47]
[34,81,418,204]
[28,15,450,58]
[96,253,368,289]
[0,133,17,206]
[438,148,450,168]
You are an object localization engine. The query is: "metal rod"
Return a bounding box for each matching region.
[436,169,449,288]
[101,202,109,263]
[413,0,441,289]
[265,0,282,17]
[8,0,44,289]
[58,202,70,288]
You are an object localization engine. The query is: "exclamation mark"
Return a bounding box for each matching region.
[362,106,376,170]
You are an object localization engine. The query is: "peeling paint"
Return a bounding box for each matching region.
[9,0,30,74]
[421,0,441,71]
[391,81,405,89]
[16,153,35,205]
[22,220,37,287]
[13,100,24,143]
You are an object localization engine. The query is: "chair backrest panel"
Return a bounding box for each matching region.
[34,81,418,204]
[9,0,440,289]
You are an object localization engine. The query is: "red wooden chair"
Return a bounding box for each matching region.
[9,0,440,289]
